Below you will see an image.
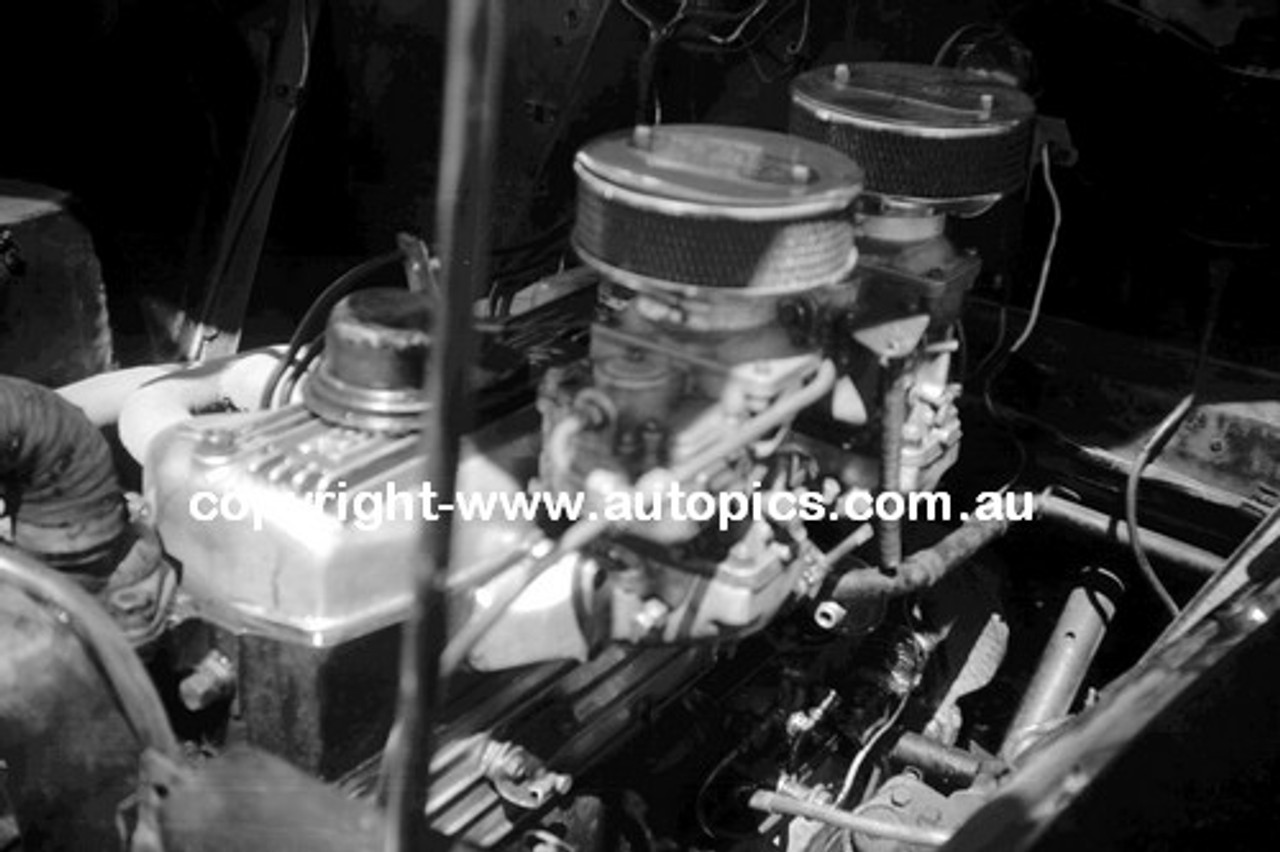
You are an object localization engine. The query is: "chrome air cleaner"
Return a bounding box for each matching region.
[572,124,863,295]
[790,62,1035,206]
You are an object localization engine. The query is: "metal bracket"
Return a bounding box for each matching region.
[178,0,321,362]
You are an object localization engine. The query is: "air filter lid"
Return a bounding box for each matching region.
[792,62,1034,137]
[573,124,863,293]
[575,124,863,220]
[791,63,1035,205]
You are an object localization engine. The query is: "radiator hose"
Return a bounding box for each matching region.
[0,375,126,574]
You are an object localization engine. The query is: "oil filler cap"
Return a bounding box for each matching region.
[303,287,432,433]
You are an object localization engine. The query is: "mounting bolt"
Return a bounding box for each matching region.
[108,586,155,619]
[179,650,236,712]
[196,428,238,463]
[634,598,669,635]
[814,601,848,630]
[919,806,944,825]
[632,124,655,150]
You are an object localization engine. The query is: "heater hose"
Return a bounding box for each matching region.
[0,375,125,569]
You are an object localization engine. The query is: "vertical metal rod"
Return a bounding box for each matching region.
[878,360,909,573]
[382,2,505,850]
[1002,567,1123,763]
[183,0,321,360]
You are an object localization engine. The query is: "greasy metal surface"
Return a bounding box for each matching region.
[147,404,541,643]
[889,732,996,787]
[1002,568,1121,763]
[230,624,403,780]
[850,772,974,850]
[944,527,1280,852]
[339,643,713,846]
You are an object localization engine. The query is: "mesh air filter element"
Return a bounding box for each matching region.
[790,63,1035,205]
[573,125,863,294]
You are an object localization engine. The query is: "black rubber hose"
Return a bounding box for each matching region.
[260,250,401,409]
[0,376,125,569]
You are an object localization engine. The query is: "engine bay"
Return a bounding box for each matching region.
[3,2,1280,851]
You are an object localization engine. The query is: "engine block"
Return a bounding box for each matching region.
[137,118,990,845]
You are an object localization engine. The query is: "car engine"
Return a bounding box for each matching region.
[3,7,1280,851]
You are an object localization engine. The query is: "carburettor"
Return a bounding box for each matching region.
[788,61,1037,497]
[532,124,863,646]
